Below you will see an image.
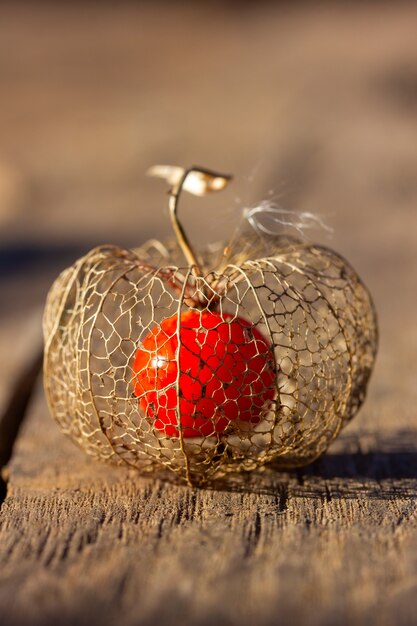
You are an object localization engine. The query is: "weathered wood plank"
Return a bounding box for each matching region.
[0,376,416,626]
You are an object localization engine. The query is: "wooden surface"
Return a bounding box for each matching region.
[1,3,417,625]
[0,389,416,626]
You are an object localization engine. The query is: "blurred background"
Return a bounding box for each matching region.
[1,2,416,424]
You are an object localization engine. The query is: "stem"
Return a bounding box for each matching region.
[149,163,232,303]
[168,168,203,277]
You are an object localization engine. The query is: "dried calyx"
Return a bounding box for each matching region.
[44,164,378,485]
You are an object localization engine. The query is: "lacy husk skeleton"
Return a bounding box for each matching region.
[43,167,377,486]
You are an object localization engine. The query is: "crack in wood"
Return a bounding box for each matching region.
[244,511,262,559]
[277,483,289,513]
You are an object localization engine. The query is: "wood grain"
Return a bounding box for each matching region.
[0,387,416,626]
[0,3,417,625]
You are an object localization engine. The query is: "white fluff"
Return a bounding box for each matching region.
[244,200,333,239]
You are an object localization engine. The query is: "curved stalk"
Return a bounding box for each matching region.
[168,168,204,277]
[148,164,232,305]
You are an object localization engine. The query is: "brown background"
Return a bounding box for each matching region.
[0,3,416,625]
